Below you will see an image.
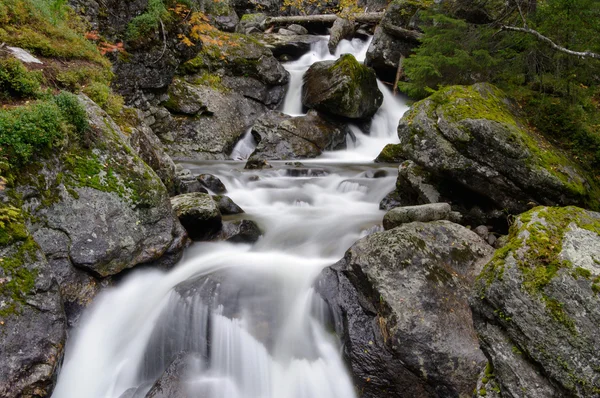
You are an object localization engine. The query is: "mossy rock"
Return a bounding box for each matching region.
[375,143,405,163]
[0,202,66,397]
[396,83,599,223]
[472,206,600,397]
[8,95,186,278]
[302,54,383,119]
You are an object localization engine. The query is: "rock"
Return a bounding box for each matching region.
[237,13,267,32]
[472,206,600,397]
[245,158,272,170]
[170,193,222,240]
[287,24,308,35]
[19,96,186,279]
[302,54,383,119]
[212,195,244,215]
[328,17,355,54]
[5,46,42,64]
[396,84,597,226]
[123,107,179,195]
[197,174,227,194]
[0,208,66,398]
[379,160,442,211]
[473,225,490,241]
[379,190,404,211]
[248,110,348,161]
[375,143,404,163]
[277,28,297,36]
[285,168,328,177]
[316,221,493,397]
[145,353,196,398]
[75,0,200,102]
[204,0,239,33]
[255,34,322,60]
[214,219,262,243]
[383,203,462,229]
[153,34,290,160]
[176,168,208,195]
[365,0,423,81]
[155,78,266,160]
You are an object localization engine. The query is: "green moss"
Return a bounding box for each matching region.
[421,84,592,199]
[0,0,109,65]
[481,206,600,332]
[82,82,124,118]
[240,13,265,22]
[375,143,404,163]
[0,204,38,318]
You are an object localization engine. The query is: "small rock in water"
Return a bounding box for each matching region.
[285,168,328,177]
[212,195,244,215]
[215,220,262,243]
[245,158,272,170]
[170,193,222,240]
[197,174,227,194]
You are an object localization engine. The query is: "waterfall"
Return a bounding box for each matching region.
[52,36,409,398]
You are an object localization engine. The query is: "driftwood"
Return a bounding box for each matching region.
[265,12,384,26]
[392,54,405,96]
[381,23,423,42]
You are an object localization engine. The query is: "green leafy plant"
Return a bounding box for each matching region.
[0,57,43,99]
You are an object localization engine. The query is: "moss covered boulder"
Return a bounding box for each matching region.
[396,83,597,226]
[472,206,600,397]
[316,221,493,397]
[0,204,66,398]
[302,54,383,119]
[4,95,187,326]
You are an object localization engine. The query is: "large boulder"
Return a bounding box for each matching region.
[316,221,494,397]
[0,206,66,398]
[170,193,223,240]
[5,95,187,327]
[247,110,349,161]
[365,0,424,81]
[302,54,383,119]
[395,83,598,227]
[472,206,600,397]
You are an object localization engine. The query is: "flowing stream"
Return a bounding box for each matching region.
[52,36,409,398]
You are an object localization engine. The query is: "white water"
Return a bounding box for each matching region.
[52,37,409,398]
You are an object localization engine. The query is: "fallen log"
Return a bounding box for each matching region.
[381,23,423,42]
[265,12,384,26]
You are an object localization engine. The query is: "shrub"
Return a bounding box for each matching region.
[0,57,42,99]
[127,0,170,41]
[54,91,88,134]
[0,93,89,167]
[82,82,124,118]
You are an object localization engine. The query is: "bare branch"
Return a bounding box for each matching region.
[513,0,528,27]
[501,25,600,60]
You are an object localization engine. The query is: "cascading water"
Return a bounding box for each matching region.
[52,36,409,398]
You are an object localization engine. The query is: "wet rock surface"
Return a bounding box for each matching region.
[316,221,493,397]
[248,110,349,161]
[383,202,461,229]
[170,193,223,241]
[472,206,600,397]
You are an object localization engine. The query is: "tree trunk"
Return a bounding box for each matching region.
[265,12,384,26]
